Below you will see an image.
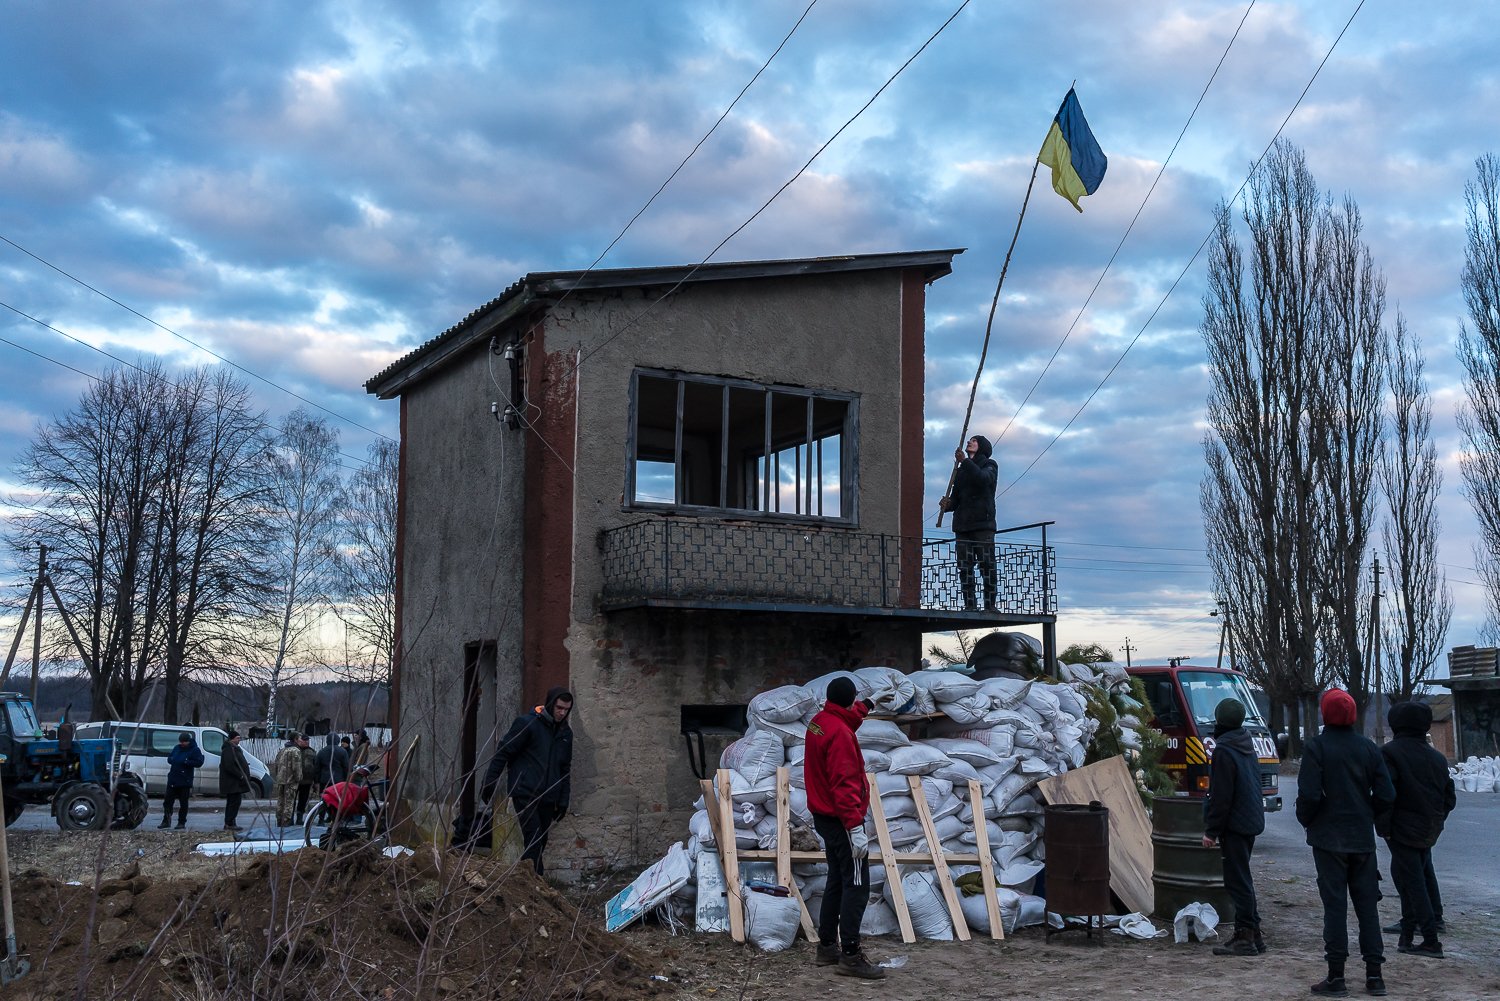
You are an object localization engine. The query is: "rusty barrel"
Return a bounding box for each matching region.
[1043,801,1111,916]
[1151,793,1234,920]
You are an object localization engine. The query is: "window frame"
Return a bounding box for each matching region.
[624,368,860,526]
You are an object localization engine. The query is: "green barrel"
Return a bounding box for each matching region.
[1151,793,1234,921]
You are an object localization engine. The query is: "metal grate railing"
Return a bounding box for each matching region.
[598,518,1055,617]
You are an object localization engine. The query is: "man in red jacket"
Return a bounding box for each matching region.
[804,676,884,980]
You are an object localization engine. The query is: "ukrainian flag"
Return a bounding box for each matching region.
[1038,88,1107,212]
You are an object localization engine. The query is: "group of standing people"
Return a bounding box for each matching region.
[273,730,377,827]
[1203,688,1456,998]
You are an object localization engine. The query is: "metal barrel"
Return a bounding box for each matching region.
[1151,793,1234,920]
[1043,801,1111,916]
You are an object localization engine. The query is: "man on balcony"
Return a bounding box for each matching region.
[940,434,999,611]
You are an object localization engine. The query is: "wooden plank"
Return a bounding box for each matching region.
[867,772,916,944]
[1037,755,1155,916]
[775,767,817,941]
[733,849,984,864]
[968,778,1004,940]
[907,774,970,941]
[715,770,746,943]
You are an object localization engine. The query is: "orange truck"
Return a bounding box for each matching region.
[1127,663,1282,812]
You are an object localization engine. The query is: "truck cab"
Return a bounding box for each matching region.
[1127,664,1282,812]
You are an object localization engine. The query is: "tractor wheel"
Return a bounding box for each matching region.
[112,783,149,830]
[56,783,111,832]
[3,795,22,827]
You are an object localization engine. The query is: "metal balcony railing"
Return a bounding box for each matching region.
[598,518,1056,618]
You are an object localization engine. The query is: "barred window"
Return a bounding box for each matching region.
[628,369,856,522]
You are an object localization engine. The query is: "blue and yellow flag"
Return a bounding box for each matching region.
[1037,88,1106,212]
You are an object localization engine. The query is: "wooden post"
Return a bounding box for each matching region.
[908,774,970,941]
[714,770,745,944]
[29,546,45,705]
[968,778,1004,939]
[867,773,916,944]
[774,767,817,940]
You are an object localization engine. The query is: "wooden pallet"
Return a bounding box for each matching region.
[700,766,1003,944]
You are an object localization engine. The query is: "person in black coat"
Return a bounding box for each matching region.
[316,733,351,789]
[1297,689,1396,998]
[1202,698,1266,956]
[159,732,205,829]
[219,729,254,831]
[480,687,574,875]
[1377,701,1456,957]
[938,434,999,611]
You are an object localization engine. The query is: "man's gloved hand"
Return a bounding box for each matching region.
[848,825,869,861]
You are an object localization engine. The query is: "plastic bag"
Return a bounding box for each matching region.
[744,889,802,951]
[1173,902,1221,943]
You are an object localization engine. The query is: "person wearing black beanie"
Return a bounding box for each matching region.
[1202,697,1265,956]
[1376,701,1455,957]
[939,435,998,611]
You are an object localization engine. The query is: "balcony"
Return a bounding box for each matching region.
[597,517,1056,630]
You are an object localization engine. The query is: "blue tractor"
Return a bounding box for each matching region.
[1,692,148,831]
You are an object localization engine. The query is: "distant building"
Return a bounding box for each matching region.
[365,251,1059,871]
[1438,645,1500,761]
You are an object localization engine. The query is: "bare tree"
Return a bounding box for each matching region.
[1200,141,1329,750]
[259,409,343,731]
[1310,197,1387,723]
[1380,315,1452,699]
[1457,152,1500,641]
[331,439,398,724]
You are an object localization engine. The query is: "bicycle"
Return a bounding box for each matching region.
[302,766,387,849]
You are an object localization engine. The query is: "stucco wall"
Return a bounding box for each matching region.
[397,346,526,820]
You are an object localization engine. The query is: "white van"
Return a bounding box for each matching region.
[73,722,271,799]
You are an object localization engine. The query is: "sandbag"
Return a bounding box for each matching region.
[854,666,918,713]
[909,670,983,702]
[748,685,816,725]
[721,729,784,784]
[744,889,802,951]
[881,794,918,818]
[978,676,1033,709]
[925,737,1005,767]
[930,720,1017,757]
[887,743,951,776]
[689,810,715,845]
[804,671,870,705]
[959,819,1005,847]
[997,857,1044,888]
[933,757,980,788]
[1023,685,1060,720]
[860,899,901,937]
[1016,893,1048,927]
[938,694,990,725]
[901,871,955,940]
[862,749,893,772]
[959,884,1024,935]
[857,719,912,751]
[758,718,808,746]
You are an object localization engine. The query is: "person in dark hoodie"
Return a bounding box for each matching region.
[159,732,205,829]
[480,687,574,875]
[1297,688,1396,998]
[1376,701,1456,958]
[1201,697,1266,956]
[804,677,884,980]
[938,434,999,611]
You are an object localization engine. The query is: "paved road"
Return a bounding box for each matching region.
[1261,776,1497,921]
[8,796,287,835]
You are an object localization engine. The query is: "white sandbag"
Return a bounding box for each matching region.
[975,758,1020,792]
[883,817,925,846]
[797,872,828,897]
[958,796,1001,824]
[860,899,901,937]
[910,670,983,702]
[804,671,870,705]
[738,801,766,827]
[992,771,1039,807]
[788,743,806,765]
[959,885,1024,935]
[1017,756,1055,777]
[748,685,816,725]
[857,719,911,751]
[988,830,1036,867]
[1016,893,1048,927]
[997,858,1045,888]
[1000,792,1043,818]
[930,793,964,822]
[887,743,950,776]
[788,763,805,790]
[925,737,1005,767]
[734,770,777,806]
[938,694,991,725]
[758,718,808,746]
[753,813,779,839]
[744,890,802,951]
[934,757,981,788]
[908,686,937,716]
[855,666,919,713]
[1053,684,1090,718]
[959,819,1005,846]
[862,749,892,772]
[721,729,785,784]
[1023,685,1061,720]
[789,788,813,827]
[689,810,715,845]
[979,676,1034,709]
[732,827,761,849]
[875,772,911,797]
[927,719,1018,757]
[932,812,966,841]
[901,871,956,940]
[881,795,918,819]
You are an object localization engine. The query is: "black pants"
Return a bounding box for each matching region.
[1313,847,1384,967]
[1388,841,1441,940]
[514,797,563,875]
[955,529,997,610]
[813,813,870,955]
[224,792,243,827]
[1220,831,1260,932]
[295,784,313,823]
[162,786,190,826]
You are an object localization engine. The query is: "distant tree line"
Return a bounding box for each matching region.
[5,362,397,726]
[1199,139,1473,751]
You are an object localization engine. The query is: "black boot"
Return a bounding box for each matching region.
[1365,962,1386,996]
[1213,928,1259,956]
[1312,963,1348,998]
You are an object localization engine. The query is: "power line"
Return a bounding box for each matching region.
[0,232,395,442]
[0,303,380,475]
[1053,539,1207,553]
[995,0,1259,447]
[998,0,1369,499]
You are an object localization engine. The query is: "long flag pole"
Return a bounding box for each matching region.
[937,157,1042,526]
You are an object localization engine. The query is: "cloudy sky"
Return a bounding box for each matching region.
[1,0,1494,669]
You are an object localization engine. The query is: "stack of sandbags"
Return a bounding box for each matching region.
[1451,756,1500,793]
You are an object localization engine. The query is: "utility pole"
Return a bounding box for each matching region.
[1122,638,1135,669]
[1213,607,1227,671]
[1371,555,1384,743]
[30,546,46,705]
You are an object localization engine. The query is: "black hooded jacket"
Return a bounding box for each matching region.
[1296,725,1395,853]
[480,687,574,807]
[1203,724,1266,838]
[950,435,998,533]
[1376,702,1456,849]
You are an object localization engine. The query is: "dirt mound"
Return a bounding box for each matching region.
[6,846,667,1000]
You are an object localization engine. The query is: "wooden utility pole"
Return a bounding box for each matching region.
[1,547,45,692]
[1371,555,1385,743]
[1121,637,1135,669]
[30,546,45,704]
